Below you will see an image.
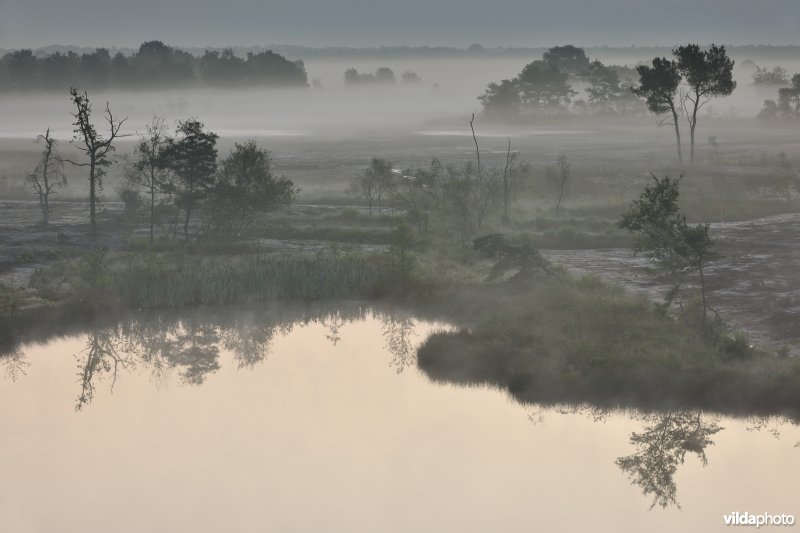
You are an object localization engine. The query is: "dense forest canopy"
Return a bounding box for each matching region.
[479,45,645,117]
[0,41,308,91]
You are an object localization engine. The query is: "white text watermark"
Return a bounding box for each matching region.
[724,512,795,528]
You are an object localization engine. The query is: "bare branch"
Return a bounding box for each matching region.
[469,113,482,178]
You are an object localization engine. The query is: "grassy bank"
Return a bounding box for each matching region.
[0,247,416,351]
[3,242,800,419]
[2,187,799,420]
[416,278,800,419]
[29,249,414,307]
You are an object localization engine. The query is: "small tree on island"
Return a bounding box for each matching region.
[348,158,394,215]
[125,116,172,243]
[161,118,218,241]
[619,175,717,328]
[205,140,298,238]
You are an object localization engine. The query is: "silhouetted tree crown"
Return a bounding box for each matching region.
[478,45,641,117]
[542,45,591,77]
[673,44,735,163]
[634,58,681,115]
[633,57,684,162]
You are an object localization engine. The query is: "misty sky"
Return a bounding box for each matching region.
[1,0,799,49]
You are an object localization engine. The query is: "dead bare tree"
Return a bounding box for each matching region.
[468,113,495,230]
[28,128,66,226]
[64,87,128,248]
[499,137,528,224]
[441,114,502,243]
[502,137,514,223]
[470,113,482,176]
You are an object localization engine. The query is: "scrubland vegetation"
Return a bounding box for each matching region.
[1,42,799,419]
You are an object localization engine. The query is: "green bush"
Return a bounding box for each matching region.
[717,333,754,361]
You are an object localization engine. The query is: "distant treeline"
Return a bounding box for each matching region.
[0,41,308,92]
[4,43,800,61]
[343,67,422,86]
[267,44,800,61]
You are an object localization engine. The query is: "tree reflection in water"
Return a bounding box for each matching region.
[120,316,177,388]
[76,326,135,411]
[10,303,410,409]
[615,411,723,509]
[5,310,798,510]
[379,310,416,374]
[321,313,346,346]
[744,415,800,450]
[223,320,288,370]
[162,321,221,385]
[1,348,30,382]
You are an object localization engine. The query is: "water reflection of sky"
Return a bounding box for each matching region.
[1,305,798,532]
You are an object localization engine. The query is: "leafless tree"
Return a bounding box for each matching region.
[469,113,494,229]
[28,128,66,226]
[64,87,128,248]
[500,137,528,224]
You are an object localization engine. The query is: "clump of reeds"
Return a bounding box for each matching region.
[115,254,396,308]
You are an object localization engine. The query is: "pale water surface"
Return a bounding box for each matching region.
[1,305,798,533]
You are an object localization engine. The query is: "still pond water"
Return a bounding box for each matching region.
[1,304,798,533]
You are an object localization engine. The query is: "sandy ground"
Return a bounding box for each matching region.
[544,213,800,356]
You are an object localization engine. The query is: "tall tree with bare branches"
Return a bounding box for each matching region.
[66,87,127,247]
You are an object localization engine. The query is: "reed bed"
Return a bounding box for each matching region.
[115,254,393,308]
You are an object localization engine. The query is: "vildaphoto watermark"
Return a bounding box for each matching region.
[724,512,795,528]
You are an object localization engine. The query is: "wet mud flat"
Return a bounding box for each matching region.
[0,200,388,285]
[544,213,800,355]
[0,200,126,285]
